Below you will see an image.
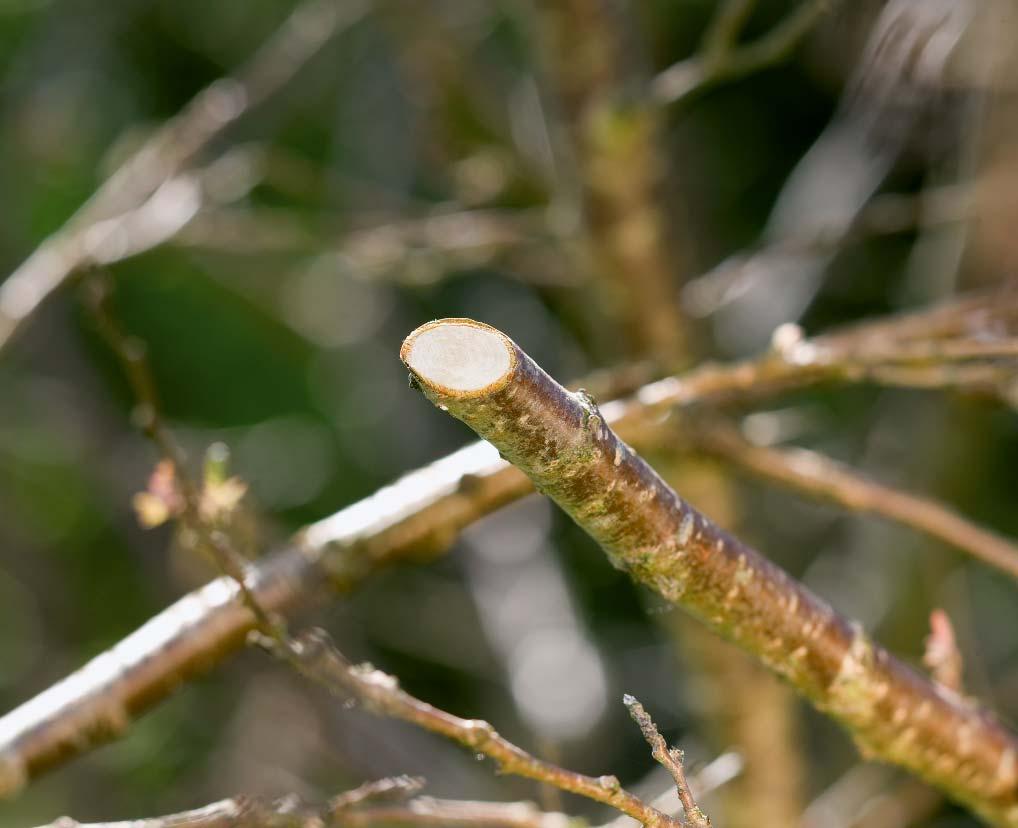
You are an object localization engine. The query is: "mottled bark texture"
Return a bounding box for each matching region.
[401,318,1018,827]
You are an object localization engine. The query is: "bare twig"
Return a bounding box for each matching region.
[623,696,711,828]
[0,0,368,352]
[340,798,575,828]
[3,290,1018,797]
[700,0,760,67]
[84,276,281,638]
[682,185,974,319]
[924,610,965,693]
[401,317,1018,827]
[653,0,836,106]
[803,764,942,828]
[43,794,576,828]
[328,776,427,811]
[40,798,315,828]
[258,628,682,828]
[37,775,428,828]
[693,421,1018,581]
[179,205,576,285]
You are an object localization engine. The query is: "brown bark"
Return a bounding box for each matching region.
[402,318,1018,827]
[3,290,1015,798]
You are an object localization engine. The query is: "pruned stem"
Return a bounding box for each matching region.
[401,318,1018,827]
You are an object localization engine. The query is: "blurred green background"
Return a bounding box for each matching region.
[1,1,1016,826]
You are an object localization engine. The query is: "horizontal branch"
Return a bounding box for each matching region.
[262,628,681,828]
[3,289,1017,797]
[43,788,576,828]
[693,421,1018,581]
[38,777,580,828]
[401,318,1018,826]
[337,798,574,828]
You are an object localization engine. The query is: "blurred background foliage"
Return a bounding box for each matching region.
[1,1,1017,826]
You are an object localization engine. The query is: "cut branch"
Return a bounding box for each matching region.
[260,628,682,828]
[401,318,1018,827]
[693,421,1018,581]
[3,290,1017,798]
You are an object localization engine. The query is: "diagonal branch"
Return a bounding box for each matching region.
[259,628,682,828]
[653,0,837,106]
[400,318,1018,827]
[692,421,1018,581]
[0,0,368,352]
[2,290,1017,798]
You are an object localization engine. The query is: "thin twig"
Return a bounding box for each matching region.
[3,290,1018,797]
[0,0,368,352]
[401,317,1018,827]
[653,0,836,106]
[179,205,573,284]
[43,795,576,828]
[37,775,425,828]
[258,628,682,828]
[693,420,1018,581]
[623,696,711,828]
[328,776,427,811]
[83,275,282,638]
[924,610,964,694]
[339,797,575,828]
[682,185,974,319]
[700,0,760,67]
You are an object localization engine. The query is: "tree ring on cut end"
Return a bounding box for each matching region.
[402,320,514,396]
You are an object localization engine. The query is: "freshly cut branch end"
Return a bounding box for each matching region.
[402,317,1018,827]
[401,319,516,396]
